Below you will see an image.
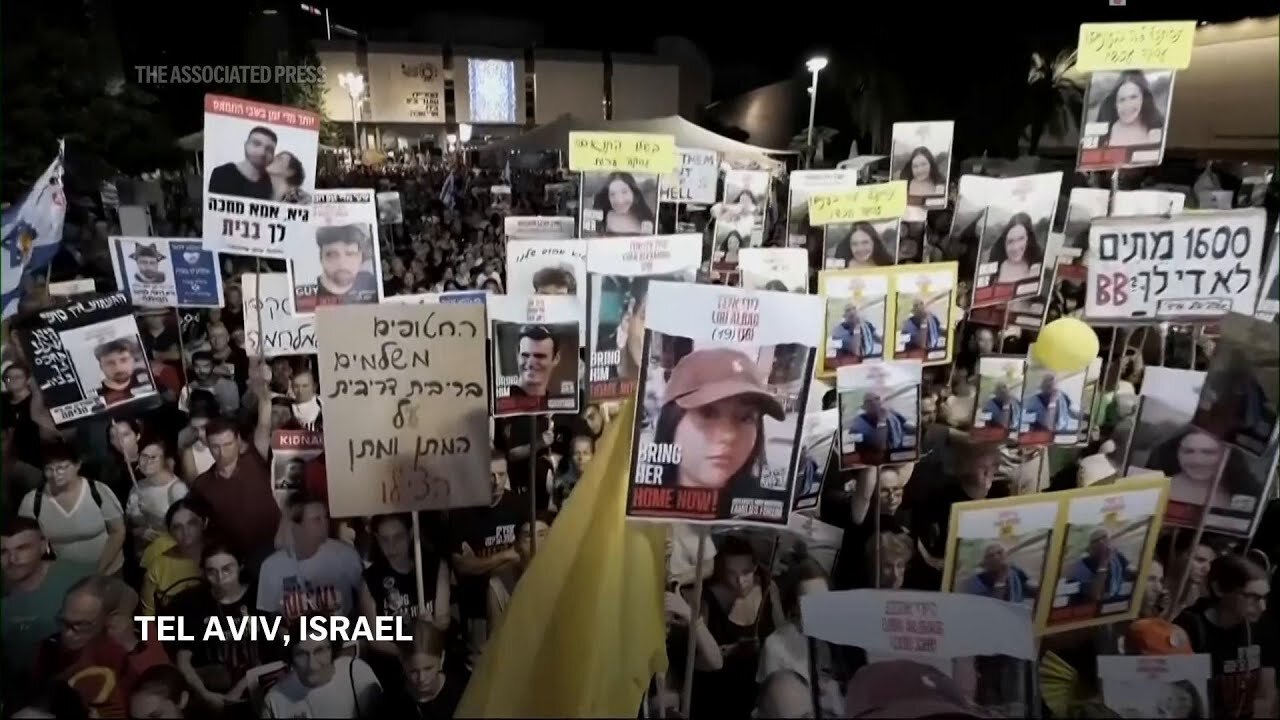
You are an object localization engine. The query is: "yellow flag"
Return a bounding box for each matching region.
[457,401,668,717]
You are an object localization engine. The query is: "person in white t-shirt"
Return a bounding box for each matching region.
[257,491,366,622]
[125,436,189,548]
[18,442,126,575]
[757,558,843,717]
[264,635,381,718]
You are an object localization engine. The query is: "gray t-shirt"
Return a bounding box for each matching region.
[256,539,363,622]
[264,656,381,719]
[19,480,124,573]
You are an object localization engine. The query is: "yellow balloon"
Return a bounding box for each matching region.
[1031,318,1099,373]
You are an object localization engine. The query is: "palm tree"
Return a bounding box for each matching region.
[1024,49,1084,155]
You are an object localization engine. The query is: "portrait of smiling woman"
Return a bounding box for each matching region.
[889,120,954,205]
[1096,70,1168,148]
[587,171,656,237]
[987,211,1044,284]
[826,220,897,268]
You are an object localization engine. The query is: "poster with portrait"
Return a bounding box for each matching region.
[270,429,323,505]
[1018,356,1087,447]
[1098,655,1212,720]
[490,185,512,216]
[109,236,223,308]
[242,272,317,357]
[1192,312,1279,456]
[1046,260,1089,324]
[1060,188,1186,259]
[818,269,889,376]
[971,355,1027,442]
[793,408,837,513]
[823,219,899,270]
[892,263,959,366]
[1257,237,1280,318]
[19,293,158,424]
[290,189,383,313]
[889,121,954,210]
[625,281,822,526]
[712,170,770,270]
[738,248,808,293]
[506,238,587,345]
[504,216,576,241]
[375,191,403,225]
[787,170,859,248]
[1078,70,1175,173]
[579,171,659,239]
[1043,479,1167,634]
[836,361,922,469]
[488,294,581,417]
[971,172,1062,308]
[943,495,1060,618]
[201,94,319,258]
[1078,357,1105,446]
[585,233,701,402]
[1086,209,1266,321]
[659,148,719,205]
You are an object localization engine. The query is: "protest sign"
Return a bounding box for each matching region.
[737,247,808,293]
[808,181,907,226]
[889,121,954,210]
[1018,355,1087,447]
[1257,238,1279,318]
[658,148,718,205]
[818,269,889,376]
[1043,477,1168,634]
[792,408,837,513]
[1078,70,1175,172]
[943,494,1061,619]
[787,169,859,247]
[270,429,323,505]
[625,281,821,526]
[317,303,490,518]
[1192,312,1279,457]
[568,131,677,174]
[488,294,581,417]
[584,233,700,402]
[781,513,842,572]
[1086,208,1266,320]
[242,273,316,357]
[579,171,659,239]
[1061,188,1186,258]
[19,293,158,424]
[109,237,223,309]
[291,189,383,313]
[201,94,319,258]
[506,238,587,344]
[712,170,771,270]
[1076,21,1197,72]
[490,185,512,215]
[837,361,922,468]
[970,173,1061,308]
[375,191,403,225]
[971,355,1026,442]
[384,290,488,306]
[118,205,153,236]
[823,219,899,269]
[1098,654,1211,719]
[48,279,96,298]
[890,262,959,365]
[504,215,576,240]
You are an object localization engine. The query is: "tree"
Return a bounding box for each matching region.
[282,45,344,149]
[1024,49,1084,155]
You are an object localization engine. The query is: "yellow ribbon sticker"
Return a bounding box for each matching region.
[1077,21,1197,72]
[568,132,677,174]
[807,181,907,226]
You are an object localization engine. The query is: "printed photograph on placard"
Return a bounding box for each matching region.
[1018,358,1085,447]
[270,429,324,504]
[837,361,921,468]
[579,171,658,238]
[625,281,822,526]
[971,355,1026,443]
[292,189,383,313]
[787,170,858,248]
[62,316,158,411]
[202,94,319,258]
[109,237,224,308]
[1078,70,1175,172]
[823,220,899,269]
[506,238,588,344]
[973,202,1050,307]
[1258,239,1280,317]
[585,233,701,402]
[375,191,403,225]
[819,271,889,375]
[504,216,577,241]
[893,265,955,364]
[1045,483,1165,631]
[1098,655,1212,720]
[489,294,581,417]
[712,170,770,270]
[738,248,808,293]
[1046,260,1088,324]
[889,121,954,209]
[1077,357,1105,445]
[793,409,837,514]
[1191,313,1279,455]
[945,497,1058,613]
[1060,188,1110,258]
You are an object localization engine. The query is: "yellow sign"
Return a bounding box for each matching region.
[807,181,907,226]
[1076,21,1197,72]
[568,132,677,174]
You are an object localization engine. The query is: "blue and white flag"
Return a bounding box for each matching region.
[2,142,67,318]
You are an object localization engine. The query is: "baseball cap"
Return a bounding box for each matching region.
[662,347,785,420]
[845,660,990,719]
[1125,618,1193,655]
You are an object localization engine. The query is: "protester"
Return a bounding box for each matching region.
[140,497,211,615]
[19,441,127,575]
[263,633,382,719]
[125,436,190,553]
[257,491,365,622]
[361,513,451,659]
[32,576,135,718]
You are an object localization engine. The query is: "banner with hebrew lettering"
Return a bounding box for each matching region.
[317,303,490,517]
[19,293,159,424]
[109,236,224,308]
[1086,209,1266,321]
[242,273,317,357]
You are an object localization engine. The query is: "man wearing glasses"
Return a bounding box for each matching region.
[32,576,136,718]
[17,441,126,575]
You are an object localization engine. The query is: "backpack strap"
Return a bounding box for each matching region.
[32,485,44,520]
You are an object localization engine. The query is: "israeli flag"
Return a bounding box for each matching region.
[2,141,67,318]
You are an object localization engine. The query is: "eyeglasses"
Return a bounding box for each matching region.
[1239,591,1268,603]
[44,462,77,474]
[56,616,97,634]
[138,452,165,462]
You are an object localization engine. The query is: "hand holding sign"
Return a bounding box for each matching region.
[808,181,907,226]
[1076,21,1197,72]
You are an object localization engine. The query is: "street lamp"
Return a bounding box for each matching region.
[804,56,828,168]
[458,123,473,144]
[338,71,365,153]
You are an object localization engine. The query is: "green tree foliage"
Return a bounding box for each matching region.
[282,45,343,148]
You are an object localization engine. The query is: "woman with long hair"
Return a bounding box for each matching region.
[899,146,946,199]
[1148,427,1257,509]
[592,171,655,235]
[989,212,1044,283]
[361,514,451,659]
[830,221,895,268]
[267,151,312,203]
[1098,71,1166,148]
[141,497,213,615]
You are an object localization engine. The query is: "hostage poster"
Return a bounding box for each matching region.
[109,236,223,308]
[291,188,383,313]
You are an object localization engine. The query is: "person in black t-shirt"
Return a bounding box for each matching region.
[207,126,277,200]
[378,622,465,720]
[826,464,913,591]
[906,441,1004,591]
[362,513,451,659]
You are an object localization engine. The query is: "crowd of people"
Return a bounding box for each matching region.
[1,156,1277,720]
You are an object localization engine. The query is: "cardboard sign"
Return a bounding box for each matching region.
[659,147,719,204]
[242,273,316,357]
[568,132,677,174]
[808,181,907,226]
[1076,21,1197,72]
